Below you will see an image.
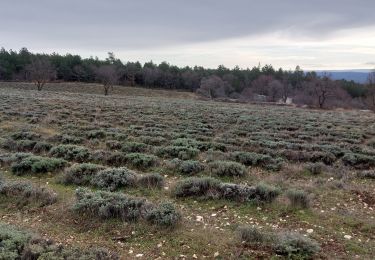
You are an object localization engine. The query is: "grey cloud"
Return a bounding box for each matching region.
[1,0,375,51]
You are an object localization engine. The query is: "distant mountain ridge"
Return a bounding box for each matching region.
[315,70,372,84]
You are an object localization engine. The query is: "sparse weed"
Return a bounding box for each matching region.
[287,189,310,209]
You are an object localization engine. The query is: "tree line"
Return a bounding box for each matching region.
[0,47,374,110]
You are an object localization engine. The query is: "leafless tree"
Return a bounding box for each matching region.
[296,74,344,109]
[281,75,292,103]
[196,75,229,99]
[266,80,283,102]
[251,75,274,96]
[25,57,56,91]
[240,87,254,101]
[95,65,119,95]
[309,75,338,109]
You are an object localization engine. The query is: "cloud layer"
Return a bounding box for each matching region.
[1,0,375,69]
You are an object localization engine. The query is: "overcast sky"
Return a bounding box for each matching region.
[1,0,375,70]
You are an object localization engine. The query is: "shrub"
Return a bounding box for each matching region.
[86,130,106,139]
[0,223,118,259]
[219,183,253,202]
[32,246,117,260]
[125,153,158,169]
[264,157,284,171]
[171,138,199,147]
[73,189,181,228]
[211,142,228,152]
[274,232,320,259]
[156,146,199,160]
[236,227,320,258]
[173,178,280,203]
[33,142,52,153]
[220,183,280,203]
[253,183,281,204]
[61,163,106,185]
[0,152,32,166]
[230,151,272,167]
[179,160,205,176]
[219,183,254,202]
[171,138,211,151]
[105,151,127,166]
[15,140,37,151]
[105,140,123,150]
[310,151,336,165]
[208,161,246,177]
[0,138,17,150]
[357,170,375,179]
[175,159,205,175]
[0,223,32,259]
[1,139,39,152]
[145,202,181,228]
[139,136,166,145]
[173,177,221,198]
[305,162,324,175]
[121,142,148,153]
[237,226,270,244]
[49,144,90,162]
[0,178,57,206]
[137,173,164,188]
[11,131,40,140]
[287,189,310,209]
[368,138,375,149]
[58,134,83,144]
[11,155,66,175]
[73,188,150,222]
[91,167,137,191]
[342,153,375,169]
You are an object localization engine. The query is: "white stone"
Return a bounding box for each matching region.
[307,229,314,234]
[196,216,204,222]
[344,235,352,240]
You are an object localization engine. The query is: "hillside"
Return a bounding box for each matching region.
[317,70,371,83]
[0,82,374,259]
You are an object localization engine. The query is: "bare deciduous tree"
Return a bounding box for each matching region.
[240,87,254,101]
[26,57,56,91]
[266,80,283,102]
[251,75,274,96]
[309,75,338,109]
[297,74,347,109]
[281,75,292,103]
[96,65,119,95]
[196,75,229,99]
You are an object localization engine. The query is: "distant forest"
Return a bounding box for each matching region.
[0,47,374,110]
